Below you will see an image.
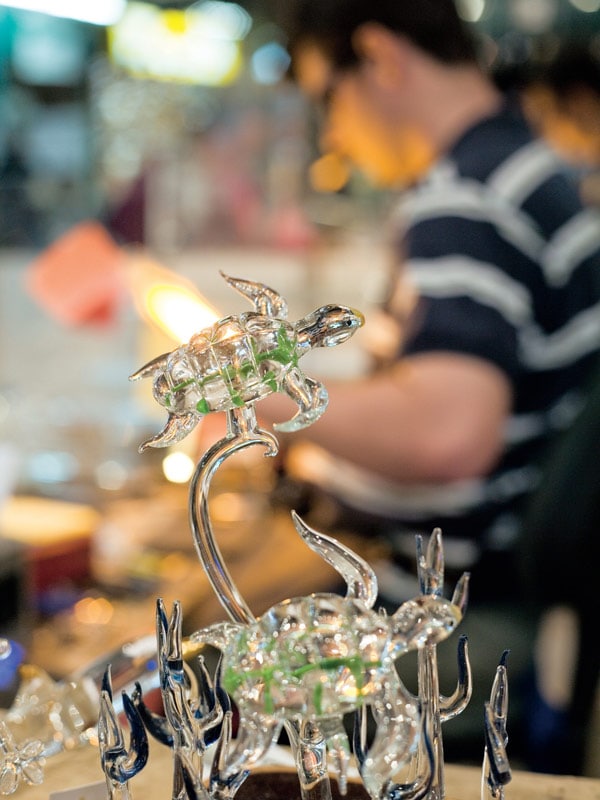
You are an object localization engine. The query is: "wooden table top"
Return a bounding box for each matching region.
[13,740,600,800]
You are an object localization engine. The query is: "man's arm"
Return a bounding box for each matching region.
[260,351,512,485]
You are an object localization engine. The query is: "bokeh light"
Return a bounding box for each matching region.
[251,41,290,85]
[456,0,486,23]
[162,451,195,483]
[108,1,251,85]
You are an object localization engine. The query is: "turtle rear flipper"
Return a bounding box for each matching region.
[274,370,328,432]
[139,411,198,452]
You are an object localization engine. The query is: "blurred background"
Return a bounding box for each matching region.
[0,0,599,778]
[2,0,600,252]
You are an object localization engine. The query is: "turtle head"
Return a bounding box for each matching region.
[296,304,364,350]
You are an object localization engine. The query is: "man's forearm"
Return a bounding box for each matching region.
[260,353,511,485]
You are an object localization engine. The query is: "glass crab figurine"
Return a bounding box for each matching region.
[129,273,364,452]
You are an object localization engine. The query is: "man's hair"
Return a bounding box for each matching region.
[276,0,479,72]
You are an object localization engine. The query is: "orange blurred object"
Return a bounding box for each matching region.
[25,221,126,326]
[309,152,350,193]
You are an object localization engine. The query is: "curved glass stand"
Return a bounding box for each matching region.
[188,404,278,625]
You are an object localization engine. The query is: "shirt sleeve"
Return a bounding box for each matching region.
[402,293,521,382]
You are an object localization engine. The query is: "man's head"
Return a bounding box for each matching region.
[275,0,483,187]
[279,0,478,74]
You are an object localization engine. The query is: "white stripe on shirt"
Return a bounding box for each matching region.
[408,256,533,326]
[520,300,600,369]
[487,140,562,206]
[401,179,546,262]
[503,390,584,446]
[542,208,600,286]
[409,258,600,371]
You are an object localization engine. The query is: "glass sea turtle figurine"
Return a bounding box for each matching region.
[130,273,364,451]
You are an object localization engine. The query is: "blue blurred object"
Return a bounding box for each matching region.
[0,638,24,690]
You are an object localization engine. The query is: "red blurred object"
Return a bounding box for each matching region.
[27,536,92,595]
[0,496,100,608]
[25,221,126,326]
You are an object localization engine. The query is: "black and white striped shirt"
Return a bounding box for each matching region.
[383,103,600,547]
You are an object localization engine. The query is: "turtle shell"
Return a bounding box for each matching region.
[152,313,299,416]
[221,594,392,720]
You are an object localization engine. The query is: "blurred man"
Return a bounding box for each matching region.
[259,0,600,591]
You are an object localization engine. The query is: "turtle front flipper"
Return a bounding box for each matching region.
[139,411,198,452]
[220,272,288,318]
[274,368,328,432]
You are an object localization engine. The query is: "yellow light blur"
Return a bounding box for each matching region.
[108,1,250,85]
[146,284,220,343]
[163,8,188,34]
[162,451,195,483]
[126,253,220,344]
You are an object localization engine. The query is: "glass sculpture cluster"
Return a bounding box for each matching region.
[0,275,512,800]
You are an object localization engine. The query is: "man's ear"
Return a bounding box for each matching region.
[351,22,408,87]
